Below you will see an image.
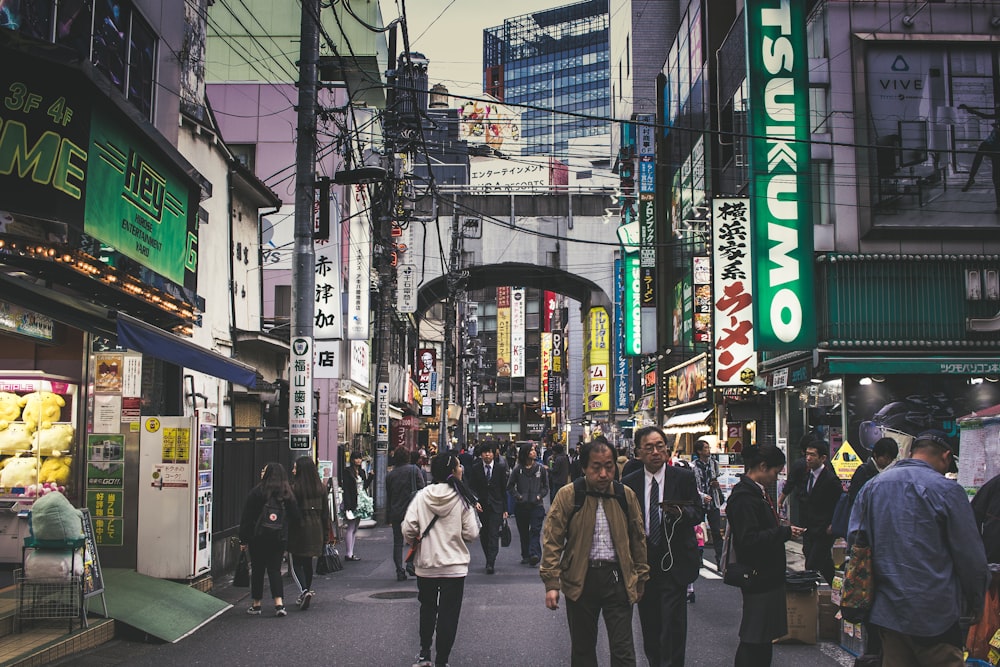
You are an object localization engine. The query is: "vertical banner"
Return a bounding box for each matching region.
[713,198,757,386]
[416,348,436,417]
[745,0,815,350]
[314,238,343,339]
[511,287,526,378]
[543,291,557,332]
[586,307,611,412]
[497,287,511,377]
[693,256,712,343]
[624,254,642,355]
[376,382,389,447]
[290,337,312,449]
[347,192,371,340]
[613,259,629,412]
[540,332,552,408]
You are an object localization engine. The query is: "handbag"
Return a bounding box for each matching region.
[500,517,512,547]
[405,515,439,564]
[233,551,250,588]
[316,542,343,575]
[840,532,874,622]
[721,523,756,588]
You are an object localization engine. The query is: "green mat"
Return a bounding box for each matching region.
[90,568,231,643]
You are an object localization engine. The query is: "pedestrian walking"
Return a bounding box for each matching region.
[468,442,509,574]
[341,451,371,561]
[692,438,725,567]
[386,447,426,581]
[548,443,570,502]
[508,442,548,566]
[239,462,302,617]
[851,430,988,667]
[541,439,649,667]
[727,444,804,667]
[623,425,703,667]
[288,456,333,610]
[797,440,842,585]
[403,452,480,667]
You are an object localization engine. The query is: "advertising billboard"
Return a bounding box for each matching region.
[624,254,642,355]
[665,354,709,412]
[497,287,511,377]
[712,198,757,386]
[586,307,611,412]
[511,287,526,378]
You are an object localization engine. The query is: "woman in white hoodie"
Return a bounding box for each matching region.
[403,452,480,667]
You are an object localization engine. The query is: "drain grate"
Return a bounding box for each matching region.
[370,591,418,600]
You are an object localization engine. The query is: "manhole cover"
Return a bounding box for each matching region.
[370,591,418,600]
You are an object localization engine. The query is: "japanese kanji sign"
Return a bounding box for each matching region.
[712,198,757,386]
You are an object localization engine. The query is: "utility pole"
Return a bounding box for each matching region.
[290,0,319,451]
[440,198,459,451]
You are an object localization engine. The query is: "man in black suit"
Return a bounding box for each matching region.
[623,426,703,667]
[798,440,843,585]
[468,442,509,574]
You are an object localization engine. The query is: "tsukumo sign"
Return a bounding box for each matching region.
[745,0,815,350]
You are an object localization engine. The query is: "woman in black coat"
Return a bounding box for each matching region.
[239,462,301,616]
[726,445,805,667]
[288,456,333,609]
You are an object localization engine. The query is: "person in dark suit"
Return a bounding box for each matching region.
[623,425,703,667]
[797,440,843,585]
[468,442,509,574]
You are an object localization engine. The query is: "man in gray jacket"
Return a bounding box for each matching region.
[385,447,425,581]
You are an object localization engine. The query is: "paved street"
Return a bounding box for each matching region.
[61,524,852,667]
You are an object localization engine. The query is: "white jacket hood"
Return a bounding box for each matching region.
[422,482,465,517]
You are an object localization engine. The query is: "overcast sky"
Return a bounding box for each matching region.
[380,0,569,99]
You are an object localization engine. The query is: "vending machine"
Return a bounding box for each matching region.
[136,411,215,579]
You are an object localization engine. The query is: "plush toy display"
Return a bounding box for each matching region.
[32,424,74,457]
[20,391,66,430]
[29,490,84,542]
[0,422,34,456]
[38,457,71,486]
[1,456,39,490]
[0,392,21,429]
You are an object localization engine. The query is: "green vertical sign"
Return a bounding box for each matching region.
[745,0,815,350]
[624,253,642,355]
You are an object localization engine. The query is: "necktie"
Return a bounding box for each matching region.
[807,471,815,494]
[486,465,492,481]
[649,477,661,546]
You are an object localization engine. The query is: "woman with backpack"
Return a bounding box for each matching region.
[239,462,301,617]
[288,456,333,610]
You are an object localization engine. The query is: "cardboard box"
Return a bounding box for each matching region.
[776,588,818,644]
[818,602,840,641]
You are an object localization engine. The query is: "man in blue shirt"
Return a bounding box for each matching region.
[851,430,988,667]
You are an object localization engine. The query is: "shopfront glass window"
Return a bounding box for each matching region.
[92,0,128,90]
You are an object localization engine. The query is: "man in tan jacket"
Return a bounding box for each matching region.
[541,438,649,666]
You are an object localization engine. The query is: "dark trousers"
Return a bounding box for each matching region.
[734,642,773,667]
[291,553,314,591]
[515,503,544,560]
[391,522,406,574]
[248,539,284,601]
[565,565,636,667]
[479,508,502,566]
[636,574,688,666]
[803,529,835,585]
[705,506,724,565]
[417,576,466,666]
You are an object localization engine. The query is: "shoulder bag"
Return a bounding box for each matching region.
[233,550,251,587]
[721,522,756,588]
[840,530,874,622]
[316,542,344,575]
[500,517,512,547]
[405,515,439,564]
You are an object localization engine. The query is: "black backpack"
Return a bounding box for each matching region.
[567,477,631,524]
[255,496,286,538]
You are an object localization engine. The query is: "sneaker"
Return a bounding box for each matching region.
[246,605,261,616]
[295,591,306,607]
[275,605,287,617]
[300,589,314,611]
[413,651,432,667]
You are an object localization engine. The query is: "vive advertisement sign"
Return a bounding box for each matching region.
[745,0,815,350]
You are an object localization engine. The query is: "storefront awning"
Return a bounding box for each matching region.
[663,408,714,434]
[825,355,1000,376]
[116,314,257,388]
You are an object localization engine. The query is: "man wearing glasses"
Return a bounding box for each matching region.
[623,426,703,667]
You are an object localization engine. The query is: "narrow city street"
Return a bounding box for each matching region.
[61,524,852,667]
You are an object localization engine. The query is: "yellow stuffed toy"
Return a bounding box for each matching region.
[0,392,21,429]
[32,424,75,457]
[38,457,71,485]
[0,456,38,490]
[20,392,66,430]
[0,422,34,456]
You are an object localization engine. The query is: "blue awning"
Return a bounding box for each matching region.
[116,314,257,388]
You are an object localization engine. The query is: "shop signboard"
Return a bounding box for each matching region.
[347,197,371,340]
[665,354,709,412]
[289,337,312,449]
[613,259,629,412]
[745,0,815,351]
[497,287,511,377]
[314,238,343,339]
[712,198,757,386]
[314,340,340,379]
[540,333,551,407]
[586,307,611,412]
[511,288,526,378]
[624,254,642,355]
[376,382,389,447]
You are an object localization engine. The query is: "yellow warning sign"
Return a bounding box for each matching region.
[831,442,863,480]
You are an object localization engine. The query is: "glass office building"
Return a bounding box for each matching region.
[484,0,610,156]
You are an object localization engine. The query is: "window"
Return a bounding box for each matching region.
[274,285,291,320]
[229,144,256,172]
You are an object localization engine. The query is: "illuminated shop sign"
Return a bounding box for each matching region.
[712,198,757,386]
